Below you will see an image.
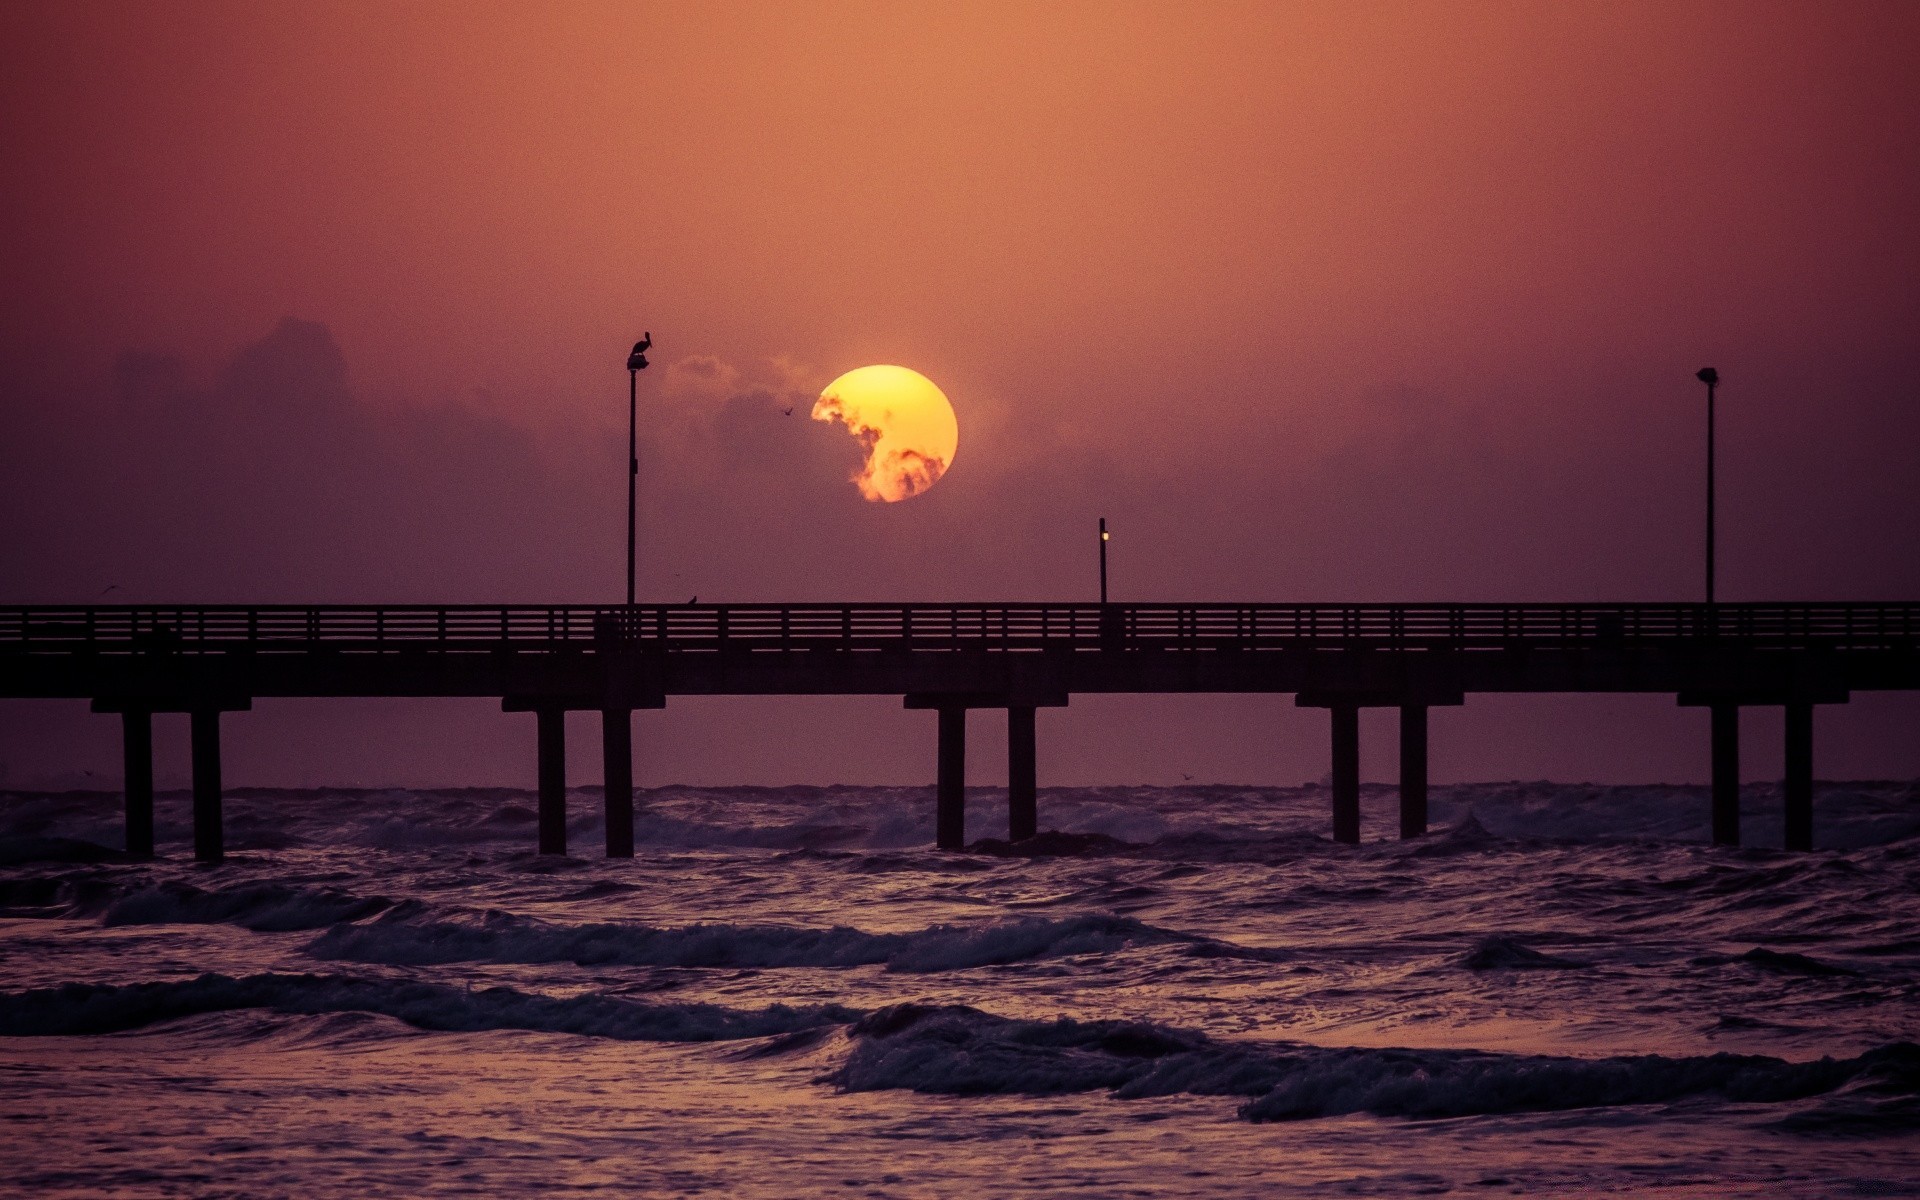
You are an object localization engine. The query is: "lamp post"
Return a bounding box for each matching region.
[625,334,651,606]
[1098,517,1109,605]
[1696,366,1718,606]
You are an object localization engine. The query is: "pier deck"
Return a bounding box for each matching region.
[5,602,1915,858]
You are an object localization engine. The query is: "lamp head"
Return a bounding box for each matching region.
[627,333,652,372]
[1696,367,1718,387]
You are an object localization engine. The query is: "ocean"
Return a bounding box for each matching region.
[2,780,1917,1197]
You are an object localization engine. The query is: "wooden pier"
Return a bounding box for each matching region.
[4,602,1914,859]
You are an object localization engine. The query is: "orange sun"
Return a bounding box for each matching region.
[811,365,959,502]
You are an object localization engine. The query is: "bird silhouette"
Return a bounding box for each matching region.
[99,585,120,597]
[1180,772,1195,782]
[781,405,794,417]
[627,333,651,371]
[688,595,698,605]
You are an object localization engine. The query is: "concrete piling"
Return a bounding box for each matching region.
[1008,705,1037,842]
[1330,703,1360,845]
[190,708,223,863]
[937,705,966,850]
[1784,702,1813,852]
[1711,703,1741,847]
[1399,705,1428,839]
[121,709,154,859]
[603,708,634,858]
[537,706,567,856]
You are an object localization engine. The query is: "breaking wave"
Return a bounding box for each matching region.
[830,1003,1920,1124]
[0,972,857,1043]
[98,880,396,933]
[3,974,1915,1129]
[304,912,1275,973]
[1459,935,1589,970]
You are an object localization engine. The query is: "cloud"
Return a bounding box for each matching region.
[766,354,828,396]
[662,354,740,399]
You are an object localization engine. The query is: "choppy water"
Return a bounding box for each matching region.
[3,780,1918,1197]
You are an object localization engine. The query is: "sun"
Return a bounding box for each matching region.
[811,365,958,502]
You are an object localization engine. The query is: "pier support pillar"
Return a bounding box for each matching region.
[1784,702,1813,852]
[1399,705,1428,840]
[1008,705,1037,842]
[190,708,223,863]
[1301,690,1460,846]
[937,705,966,850]
[537,706,567,856]
[121,709,154,859]
[1710,703,1740,847]
[603,708,634,859]
[907,692,1064,850]
[1330,703,1360,845]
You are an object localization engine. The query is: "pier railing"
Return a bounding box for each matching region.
[1,603,1915,655]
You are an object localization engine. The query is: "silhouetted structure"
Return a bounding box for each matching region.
[1698,366,1719,605]
[625,333,651,607]
[1098,518,1109,605]
[5,601,1912,860]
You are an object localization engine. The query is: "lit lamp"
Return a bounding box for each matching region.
[1099,517,1110,605]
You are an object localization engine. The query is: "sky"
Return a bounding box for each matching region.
[2,0,1916,791]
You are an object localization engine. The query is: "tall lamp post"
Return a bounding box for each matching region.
[1098,517,1110,604]
[625,334,651,606]
[1696,366,1718,606]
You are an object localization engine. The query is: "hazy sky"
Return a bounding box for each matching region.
[3,1,1916,790]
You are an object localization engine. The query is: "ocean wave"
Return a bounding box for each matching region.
[1459,935,1589,970]
[0,873,121,916]
[5,972,1914,1127]
[6,780,1920,855]
[829,1002,1920,1123]
[0,836,124,866]
[0,972,857,1042]
[304,912,1267,973]
[97,880,396,933]
[1694,947,1863,978]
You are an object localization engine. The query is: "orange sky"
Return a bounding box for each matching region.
[6,2,1916,437]
[2,1,1917,787]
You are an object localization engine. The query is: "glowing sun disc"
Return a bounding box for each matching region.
[812,365,958,502]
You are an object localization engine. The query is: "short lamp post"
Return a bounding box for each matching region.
[1098,517,1110,605]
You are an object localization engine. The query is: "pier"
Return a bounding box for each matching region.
[3,602,1914,859]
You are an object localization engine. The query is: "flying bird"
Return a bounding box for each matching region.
[781,405,794,417]
[99,585,120,596]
